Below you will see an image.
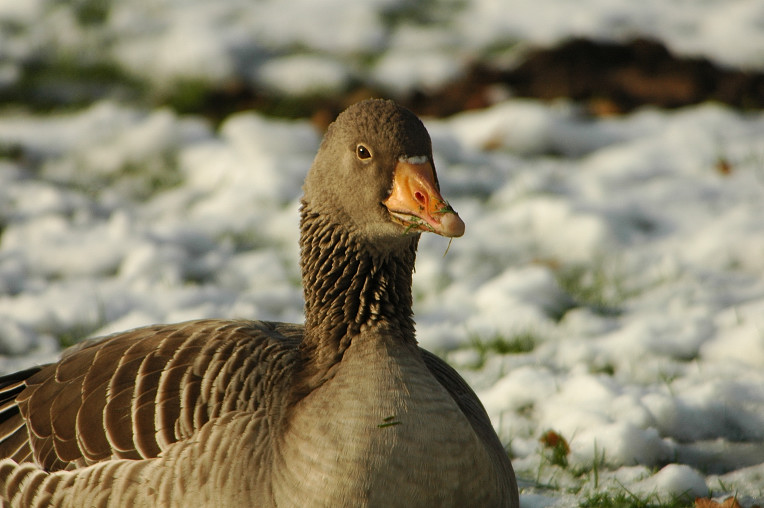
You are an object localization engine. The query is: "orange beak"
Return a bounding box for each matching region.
[382,158,465,238]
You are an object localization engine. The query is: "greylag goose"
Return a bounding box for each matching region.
[0,99,519,507]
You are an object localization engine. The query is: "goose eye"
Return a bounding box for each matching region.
[356,145,372,160]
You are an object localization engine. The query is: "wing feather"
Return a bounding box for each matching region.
[0,319,301,471]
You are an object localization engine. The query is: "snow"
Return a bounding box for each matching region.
[256,55,352,96]
[632,464,709,501]
[2,0,764,506]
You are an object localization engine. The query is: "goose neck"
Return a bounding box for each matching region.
[298,203,418,360]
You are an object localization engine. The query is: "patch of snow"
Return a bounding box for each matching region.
[255,54,351,96]
[631,464,709,502]
[372,49,465,95]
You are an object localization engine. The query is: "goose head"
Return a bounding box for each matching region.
[303,99,465,247]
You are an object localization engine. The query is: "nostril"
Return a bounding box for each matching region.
[414,191,426,204]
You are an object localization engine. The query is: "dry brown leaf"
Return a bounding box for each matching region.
[539,430,570,454]
[695,496,743,508]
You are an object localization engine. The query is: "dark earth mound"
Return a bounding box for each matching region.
[3,37,762,125]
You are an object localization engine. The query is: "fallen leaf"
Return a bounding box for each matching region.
[695,496,743,508]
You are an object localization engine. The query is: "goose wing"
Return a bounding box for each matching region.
[420,347,519,501]
[0,319,301,471]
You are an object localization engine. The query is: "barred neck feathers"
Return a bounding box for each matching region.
[298,202,418,377]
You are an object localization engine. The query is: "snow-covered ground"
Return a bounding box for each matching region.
[2,0,764,506]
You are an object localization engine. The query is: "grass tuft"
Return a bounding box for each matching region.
[471,331,538,356]
[459,331,539,370]
[72,0,111,25]
[1,58,141,112]
[54,321,104,350]
[579,489,693,508]
[555,263,626,317]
